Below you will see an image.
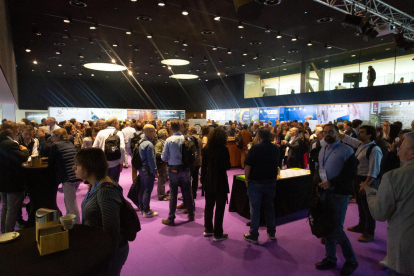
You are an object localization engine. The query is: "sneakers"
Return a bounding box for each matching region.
[178,197,184,201]
[315,258,337,270]
[340,261,358,276]
[243,234,258,244]
[123,165,129,169]
[140,208,152,214]
[143,210,158,218]
[379,258,388,268]
[213,234,228,242]
[203,231,214,237]
[158,195,169,201]
[347,225,364,234]
[176,203,186,209]
[358,233,374,243]
[188,213,195,221]
[15,219,26,229]
[266,232,276,240]
[161,219,175,226]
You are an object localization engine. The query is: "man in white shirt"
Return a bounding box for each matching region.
[122,121,136,168]
[93,117,125,183]
[47,117,60,132]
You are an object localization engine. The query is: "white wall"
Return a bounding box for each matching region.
[2,103,16,121]
[15,109,48,123]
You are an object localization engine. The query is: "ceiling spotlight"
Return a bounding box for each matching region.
[63,18,72,24]
[174,39,180,43]
[128,71,133,75]
[89,38,95,44]
[168,66,172,70]
[292,36,298,41]
[131,0,137,1]
[130,60,134,63]
[126,30,132,35]
[112,43,118,47]
[47,70,51,73]
[242,63,245,66]
[91,74,94,76]
[228,49,232,54]
[212,46,217,50]
[158,0,165,6]
[204,57,208,62]
[79,73,82,76]
[33,60,38,64]
[90,23,98,30]
[111,59,116,63]
[243,52,247,56]
[271,57,276,61]
[351,54,356,57]
[325,44,332,49]
[283,59,286,64]
[276,32,282,38]
[25,48,31,52]
[238,21,244,29]
[79,54,84,58]
[253,54,258,60]
[265,28,271,34]
[257,66,261,70]
[58,63,62,67]
[147,35,152,38]
[182,6,188,15]
[307,40,313,46]
[214,16,220,21]
[134,47,139,51]
[217,72,221,76]
[56,51,61,55]
[182,40,188,47]
[219,59,223,63]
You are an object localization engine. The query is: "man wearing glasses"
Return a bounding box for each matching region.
[314,124,359,275]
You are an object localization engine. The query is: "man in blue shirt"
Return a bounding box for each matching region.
[161,120,194,226]
[315,124,359,275]
[139,124,158,218]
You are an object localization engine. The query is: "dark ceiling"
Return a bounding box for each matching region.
[7,0,414,85]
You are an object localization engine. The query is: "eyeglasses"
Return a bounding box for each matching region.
[323,130,335,135]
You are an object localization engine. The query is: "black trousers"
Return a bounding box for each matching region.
[191,166,200,199]
[353,175,378,235]
[204,191,227,237]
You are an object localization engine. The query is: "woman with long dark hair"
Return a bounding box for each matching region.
[201,127,231,241]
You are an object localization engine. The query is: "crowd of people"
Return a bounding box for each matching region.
[0,115,413,276]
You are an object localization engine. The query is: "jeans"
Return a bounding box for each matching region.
[168,165,194,221]
[247,181,276,239]
[0,192,24,233]
[138,167,155,213]
[124,143,131,167]
[108,165,121,184]
[354,176,378,235]
[204,191,227,237]
[191,166,200,200]
[108,243,129,276]
[157,163,167,198]
[324,193,357,264]
[63,181,81,224]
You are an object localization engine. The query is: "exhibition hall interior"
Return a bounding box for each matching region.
[0,0,414,275]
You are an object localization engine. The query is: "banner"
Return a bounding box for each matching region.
[49,107,89,122]
[206,110,226,123]
[249,108,260,123]
[259,108,280,124]
[225,109,240,122]
[280,106,318,123]
[157,110,185,121]
[89,108,126,121]
[317,103,370,124]
[377,102,414,128]
[127,110,157,121]
[188,119,208,134]
[239,108,250,124]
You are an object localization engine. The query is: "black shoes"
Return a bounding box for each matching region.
[161,219,175,226]
[315,258,337,270]
[347,225,364,234]
[340,261,358,276]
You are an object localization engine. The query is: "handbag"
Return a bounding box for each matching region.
[308,189,334,238]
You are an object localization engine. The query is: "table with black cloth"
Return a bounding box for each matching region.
[229,169,313,221]
[23,164,61,227]
[0,225,113,276]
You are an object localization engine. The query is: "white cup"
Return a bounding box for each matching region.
[60,214,76,230]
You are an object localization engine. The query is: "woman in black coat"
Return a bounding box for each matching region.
[201,127,231,242]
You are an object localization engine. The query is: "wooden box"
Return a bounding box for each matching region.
[37,226,69,256]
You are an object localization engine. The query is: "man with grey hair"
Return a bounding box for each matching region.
[282,127,303,168]
[361,132,414,275]
[155,129,169,201]
[93,117,125,183]
[47,117,60,131]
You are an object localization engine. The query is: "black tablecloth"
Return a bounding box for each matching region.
[0,225,113,276]
[229,173,314,220]
[23,164,60,226]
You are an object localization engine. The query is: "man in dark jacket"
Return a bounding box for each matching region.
[283,127,303,168]
[314,124,359,275]
[367,66,376,87]
[0,121,30,233]
[49,128,82,224]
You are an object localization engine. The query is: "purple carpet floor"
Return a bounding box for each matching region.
[21,164,388,276]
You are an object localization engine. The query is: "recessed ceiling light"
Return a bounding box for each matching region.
[112,43,118,47]
[79,73,82,76]
[158,0,165,6]
[292,36,298,41]
[228,49,232,54]
[212,46,217,50]
[126,30,132,35]
[325,60,329,62]
[25,48,31,52]
[147,35,152,38]
[168,66,172,70]
[161,59,190,66]
[201,30,214,35]
[137,15,152,21]
[351,54,356,57]
[182,41,188,46]
[385,48,391,51]
[90,23,98,30]
[111,59,116,63]
[63,18,72,23]
[214,16,220,21]
[69,1,87,8]
[267,72,269,73]
[56,51,61,55]
[283,59,286,64]
[238,21,244,29]
[217,72,221,76]
[317,17,334,23]
[128,71,133,75]
[257,66,260,70]
[219,59,222,63]
[131,0,137,1]
[325,44,332,49]
[307,40,313,46]
[264,0,281,5]
[182,6,188,16]
[83,63,127,71]
[242,63,245,66]
[54,42,66,46]
[243,52,248,56]
[265,28,271,34]
[91,74,94,76]
[276,32,282,39]
[283,68,286,70]
[250,41,261,45]
[171,74,198,79]
[33,60,38,64]
[253,54,258,60]
[271,57,276,61]
[58,63,62,67]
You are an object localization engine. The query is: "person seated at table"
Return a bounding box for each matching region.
[74,148,129,275]
[49,128,82,224]
[201,127,231,241]
[0,121,30,233]
[243,127,280,244]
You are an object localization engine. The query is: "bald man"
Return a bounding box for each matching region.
[122,120,137,168]
[138,124,158,218]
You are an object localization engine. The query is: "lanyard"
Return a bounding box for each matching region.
[323,143,340,167]
[355,143,372,159]
[82,180,99,225]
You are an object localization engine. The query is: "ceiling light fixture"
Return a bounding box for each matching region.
[219,59,223,63]
[271,57,276,61]
[168,66,172,70]
[351,54,356,57]
[276,32,282,39]
[182,6,188,16]
[90,23,98,30]
[307,40,313,46]
[63,18,72,24]
[91,74,94,76]
[325,44,332,49]
[128,71,133,75]
[292,36,298,41]
[171,74,198,79]
[112,43,118,47]
[283,59,286,64]
[33,60,38,64]
[242,63,245,66]
[265,28,271,34]
[25,48,31,52]
[79,73,82,76]
[217,72,221,76]
[47,70,51,73]
[111,59,116,63]
[83,63,127,71]
[253,54,258,60]
[58,63,62,67]
[147,35,152,38]
[158,0,165,6]
[228,49,232,54]
[257,66,260,70]
[243,52,247,56]
[182,41,188,47]
[212,46,217,50]
[56,51,61,55]
[126,30,132,35]
[161,59,190,66]
[214,16,220,21]
[238,21,244,29]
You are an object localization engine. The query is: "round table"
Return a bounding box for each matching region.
[23,164,60,226]
[0,225,113,276]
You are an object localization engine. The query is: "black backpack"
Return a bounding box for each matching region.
[131,138,149,170]
[130,132,144,152]
[308,190,334,238]
[101,182,141,242]
[235,133,244,150]
[105,130,121,161]
[182,135,197,168]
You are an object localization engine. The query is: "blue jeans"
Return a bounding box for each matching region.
[0,192,24,233]
[247,181,276,239]
[108,165,121,183]
[108,243,129,276]
[324,194,357,264]
[138,167,155,213]
[168,165,194,221]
